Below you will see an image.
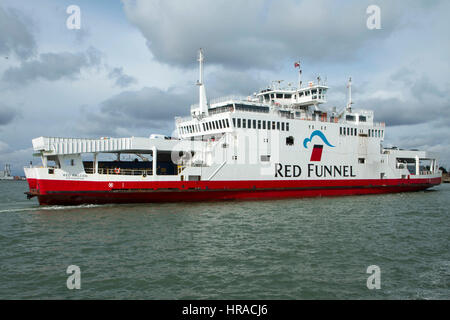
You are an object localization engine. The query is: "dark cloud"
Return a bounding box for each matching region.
[108,67,137,88]
[359,75,450,127]
[77,86,192,137]
[0,105,18,126]
[0,6,36,60]
[122,0,427,70]
[2,47,102,85]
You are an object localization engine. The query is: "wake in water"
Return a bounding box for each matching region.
[0,204,108,213]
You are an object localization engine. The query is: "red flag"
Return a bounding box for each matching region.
[294,62,300,68]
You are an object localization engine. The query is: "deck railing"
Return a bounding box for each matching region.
[84,168,153,176]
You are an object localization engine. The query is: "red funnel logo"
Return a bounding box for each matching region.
[310,145,323,161]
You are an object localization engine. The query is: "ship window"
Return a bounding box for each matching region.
[267,121,271,130]
[272,122,276,130]
[285,94,291,99]
[242,119,246,128]
[271,93,275,98]
[263,121,266,129]
[226,119,230,128]
[358,158,365,164]
[286,136,294,146]
[359,115,367,122]
[276,122,280,130]
[253,119,256,128]
[237,118,241,128]
[281,122,285,131]
[222,119,226,128]
[260,155,271,162]
[346,115,356,121]
[347,127,350,135]
[202,123,206,131]
[264,94,270,101]
[219,120,223,129]
[258,120,261,129]
[276,93,283,99]
[247,119,251,129]
[299,92,304,97]
[286,123,289,131]
[232,118,236,128]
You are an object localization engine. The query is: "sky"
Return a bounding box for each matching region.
[0,0,449,175]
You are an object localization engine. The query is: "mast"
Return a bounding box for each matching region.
[294,61,302,89]
[197,48,208,117]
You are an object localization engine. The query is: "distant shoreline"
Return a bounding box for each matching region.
[443,173,450,183]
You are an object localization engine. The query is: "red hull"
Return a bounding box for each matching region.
[26,177,442,205]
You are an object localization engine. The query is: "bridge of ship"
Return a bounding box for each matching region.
[31,136,205,177]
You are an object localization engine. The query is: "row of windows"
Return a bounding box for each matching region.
[232,118,290,131]
[340,127,384,138]
[180,118,231,135]
[340,127,358,136]
[369,129,384,138]
[346,115,367,122]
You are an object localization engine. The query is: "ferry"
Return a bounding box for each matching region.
[24,50,442,205]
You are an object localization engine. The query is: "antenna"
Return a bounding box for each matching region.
[346,77,353,112]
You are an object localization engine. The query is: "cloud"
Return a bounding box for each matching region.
[76,86,192,137]
[76,68,266,136]
[108,67,137,88]
[2,46,102,85]
[122,0,427,70]
[0,105,18,126]
[0,6,36,60]
[357,72,450,127]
